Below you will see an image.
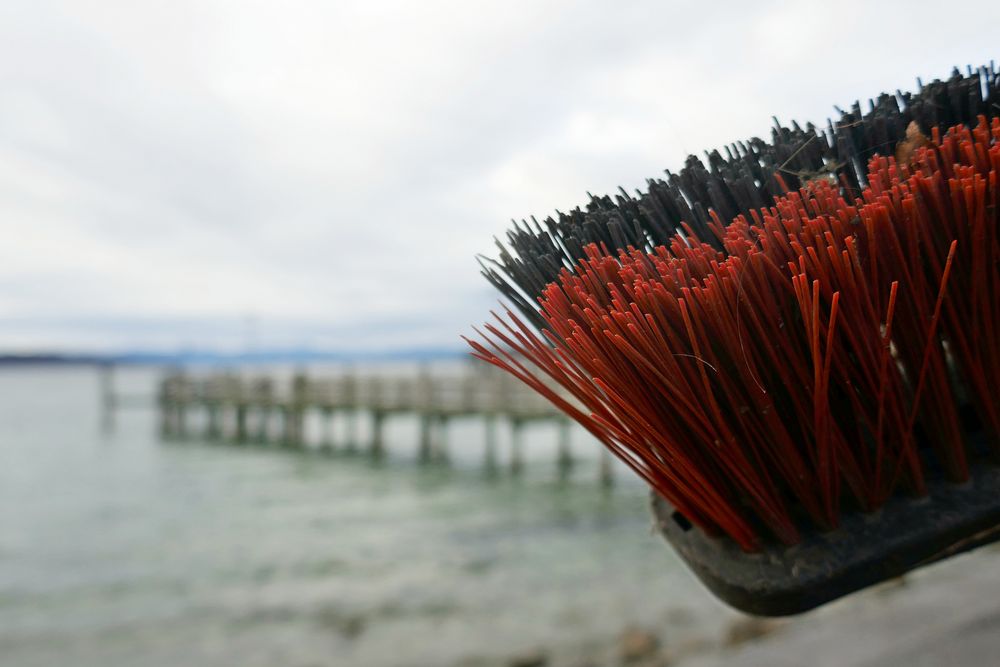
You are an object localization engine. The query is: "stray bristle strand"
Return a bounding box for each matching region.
[469,118,1000,551]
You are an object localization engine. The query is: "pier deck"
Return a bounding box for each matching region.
[155,364,614,482]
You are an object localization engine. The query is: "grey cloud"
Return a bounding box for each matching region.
[0,0,997,352]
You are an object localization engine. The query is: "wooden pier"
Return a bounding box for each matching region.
[156,364,615,483]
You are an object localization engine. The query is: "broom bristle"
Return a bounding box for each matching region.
[467,117,1000,552]
[481,65,1000,330]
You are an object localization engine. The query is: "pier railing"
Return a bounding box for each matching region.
[156,364,614,482]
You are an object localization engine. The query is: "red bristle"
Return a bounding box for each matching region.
[469,120,1000,550]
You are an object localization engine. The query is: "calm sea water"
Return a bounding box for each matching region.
[0,365,738,667]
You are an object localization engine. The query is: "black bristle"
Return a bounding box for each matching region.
[481,65,1000,326]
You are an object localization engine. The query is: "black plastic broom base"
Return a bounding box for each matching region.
[652,463,1000,617]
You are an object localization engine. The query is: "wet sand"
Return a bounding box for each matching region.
[467,541,1000,667]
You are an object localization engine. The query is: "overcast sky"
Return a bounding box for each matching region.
[0,0,997,353]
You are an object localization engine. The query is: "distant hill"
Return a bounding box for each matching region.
[0,353,108,366]
[0,347,468,366]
